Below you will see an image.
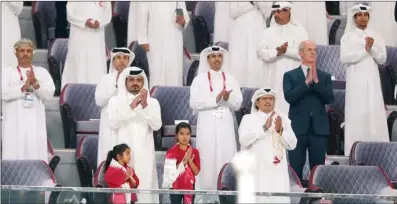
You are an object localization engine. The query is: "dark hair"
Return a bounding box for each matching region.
[175,122,192,134]
[104,143,130,172]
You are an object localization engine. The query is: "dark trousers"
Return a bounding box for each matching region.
[288,121,328,181]
[170,188,195,204]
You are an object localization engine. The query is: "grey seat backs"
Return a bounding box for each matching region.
[76,135,99,170]
[194,1,215,34]
[316,45,346,80]
[327,18,341,45]
[156,162,171,204]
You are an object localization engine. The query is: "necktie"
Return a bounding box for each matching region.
[306,68,311,78]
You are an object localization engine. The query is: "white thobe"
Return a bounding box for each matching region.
[190,69,242,202]
[291,2,328,45]
[137,2,190,88]
[370,2,397,46]
[239,111,297,203]
[340,27,389,156]
[256,23,308,115]
[62,2,111,89]
[213,2,233,43]
[2,66,55,161]
[95,71,118,164]
[1,2,23,68]
[229,2,270,88]
[127,2,139,45]
[107,95,162,203]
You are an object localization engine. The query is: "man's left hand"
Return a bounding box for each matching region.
[93,20,100,29]
[275,115,282,133]
[140,89,148,108]
[176,16,185,27]
[311,63,319,84]
[222,90,233,101]
[27,70,39,88]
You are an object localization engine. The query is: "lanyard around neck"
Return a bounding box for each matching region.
[207,71,226,92]
[17,66,34,81]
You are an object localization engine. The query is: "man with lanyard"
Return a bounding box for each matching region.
[189,45,243,203]
[2,38,55,161]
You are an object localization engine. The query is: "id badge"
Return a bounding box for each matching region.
[23,88,35,108]
[213,107,226,119]
[175,8,184,17]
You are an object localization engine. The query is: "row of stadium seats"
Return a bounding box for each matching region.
[2,141,396,203]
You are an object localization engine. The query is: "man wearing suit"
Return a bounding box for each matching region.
[395,1,397,22]
[282,40,334,180]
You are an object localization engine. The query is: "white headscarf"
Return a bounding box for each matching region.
[269,1,301,27]
[109,47,135,73]
[197,45,229,75]
[344,3,373,34]
[116,67,149,101]
[250,88,277,113]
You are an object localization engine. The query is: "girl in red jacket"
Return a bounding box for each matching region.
[104,143,139,204]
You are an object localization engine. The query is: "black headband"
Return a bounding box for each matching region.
[129,70,143,76]
[264,89,272,92]
[112,48,131,54]
[211,47,220,51]
[359,7,367,11]
[272,4,281,8]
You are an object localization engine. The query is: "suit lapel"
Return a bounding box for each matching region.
[295,66,306,81]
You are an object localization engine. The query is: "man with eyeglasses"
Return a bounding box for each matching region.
[256,1,308,116]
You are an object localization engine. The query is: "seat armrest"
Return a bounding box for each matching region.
[60,103,77,148]
[76,120,100,134]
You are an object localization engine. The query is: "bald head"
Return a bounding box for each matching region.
[299,40,317,65]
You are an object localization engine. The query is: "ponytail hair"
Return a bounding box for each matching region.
[104,143,130,172]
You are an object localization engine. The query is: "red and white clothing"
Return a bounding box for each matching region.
[163,144,201,204]
[104,159,140,204]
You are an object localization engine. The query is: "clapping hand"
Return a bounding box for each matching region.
[277,42,288,56]
[130,94,142,109]
[183,148,192,165]
[311,63,319,84]
[176,16,186,27]
[275,115,282,133]
[85,18,95,28]
[365,37,374,52]
[265,111,276,129]
[216,89,233,102]
[139,89,148,108]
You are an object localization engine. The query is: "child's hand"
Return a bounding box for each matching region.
[126,168,132,178]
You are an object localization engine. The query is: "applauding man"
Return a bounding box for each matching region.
[107,67,161,203]
[283,40,334,181]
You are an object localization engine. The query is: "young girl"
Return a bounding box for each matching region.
[163,122,201,204]
[104,144,140,204]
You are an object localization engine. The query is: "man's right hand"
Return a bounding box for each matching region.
[216,89,226,102]
[140,44,150,52]
[21,79,30,92]
[85,19,95,28]
[130,95,142,109]
[276,42,288,56]
[305,68,313,85]
[265,111,275,129]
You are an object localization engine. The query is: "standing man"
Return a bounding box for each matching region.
[257,1,308,115]
[137,2,190,88]
[62,2,112,89]
[341,4,389,156]
[2,38,56,161]
[95,47,135,164]
[190,46,242,203]
[2,2,23,68]
[214,2,233,44]
[370,2,397,46]
[283,40,334,180]
[107,66,161,203]
[239,88,297,203]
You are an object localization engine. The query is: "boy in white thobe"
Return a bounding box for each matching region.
[341,4,389,156]
[95,47,135,164]
[107,67,161,203]
[257,2,309,115]
[239,88,297,203]
[190,46,243,203]
[2,39,55,161]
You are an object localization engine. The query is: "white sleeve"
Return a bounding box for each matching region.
[66,2,87,29]
[239,115,267,148]
[369,34,387,65]
[137,2,150,44]
[223,76,242,111]
[2,70,25,102]
[95,76,117,108]
[256,34,279,63]
[254,2,272,18]
[278,116,297,150]
[98,2,112,28]
[162,158,185,188]
[33,68,55,101]
[340,33,370,64]
[189,77,218,111]
[230,2,255,20]
[136,99,162,131]
[5,2,23,15]
[107,97,138,130]
[284,28,308,60]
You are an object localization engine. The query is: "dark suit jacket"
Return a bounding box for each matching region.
[283,66,334,136]
[395,1,397,22]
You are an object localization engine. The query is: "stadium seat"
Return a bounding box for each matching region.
[112,1,130,47]
[309,165,395,203]
[48,38,69,96]
[92,161,111,203]
[1,160,61,204]
[350,141,397,188]
[156,161,171,204]
[316,45,346,80]
[150,86,198,150]
[217,163,237,204]
[19,6,37,45]
[288,165,306,203]
[32,49,49,71]
[194,1,215,39]
[60,84,100,148]
[76,136,99,188]
[327,18,341,45]
[47,140,61,173]
[238,87,258,125]
[32,1,56,49]
[183,47,193,86]
[183,22,197,54]
[186,1,198,13]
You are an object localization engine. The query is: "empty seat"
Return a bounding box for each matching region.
[1,160,61,203]
[183,47,193,86]
[194,2,215,36]
[150,86,197,150]
[350,141,397,188]
[47,140,61,173]
[238,87,258,125]
[329,88,346,122]
[316,45,346,80]
[60,83,100,148]
[386,46,397,72]
[327,18,341,45]
[76,135,99,188]
[217,163,237,204]
[309,165,395,204]
[288,165,306,203]
[32,1,56,49]
[48,38,69,96]
[32,49,49,71]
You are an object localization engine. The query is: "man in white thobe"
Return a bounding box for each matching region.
[340,4,389,156]
[229,2,271,87]
[137,2,190,88]
[214,2,233,43]
[62,2,112,89]
[2,2,23,68]
[239,88,297,203]
[257,2,308,115]
[370,2,397,46]
[95,47,135,164]
[127,2,139,46]
[107,66,161,203]
[2,39,55,161]
[190,46,243,203]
